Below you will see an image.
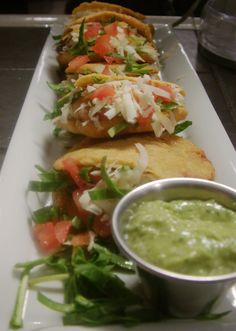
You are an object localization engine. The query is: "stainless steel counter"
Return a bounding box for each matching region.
[0,15,235,169]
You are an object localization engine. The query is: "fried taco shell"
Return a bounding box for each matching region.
[71,1,145,21]
[54,134,215,181]
[52,134,215,226]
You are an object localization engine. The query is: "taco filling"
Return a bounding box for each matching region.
[58,18,157,65]
[53,75,187,138]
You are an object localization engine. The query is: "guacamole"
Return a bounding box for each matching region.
[123,199,236,276]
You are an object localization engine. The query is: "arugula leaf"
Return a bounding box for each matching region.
[68,20,87,55]
[9,270,29,329]
[44,92,71,121]
[47,81,74,97]
[92,243,134,271]
[38,292,75,313]
[174,120,192,134]
[125,55,154,75]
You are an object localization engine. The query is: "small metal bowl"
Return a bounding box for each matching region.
[112,178,236,318]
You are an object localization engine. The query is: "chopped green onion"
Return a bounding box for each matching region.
[37,292,75,313]
[28,180,65,192]
[68,19,87,55]
[100,157,125,198]
[89,188,129,200]
[32,206,61,224]
[107,122,128,138]
[28,166,69,192]
[9,270,29,329]
[174,120,192,134]
[72,216,83,230]
[79,167,93,182]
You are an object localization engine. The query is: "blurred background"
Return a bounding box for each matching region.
[0,0,208,16]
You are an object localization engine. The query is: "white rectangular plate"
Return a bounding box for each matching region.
[1,24,236,331]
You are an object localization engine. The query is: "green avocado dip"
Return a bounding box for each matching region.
[123,199,236,276]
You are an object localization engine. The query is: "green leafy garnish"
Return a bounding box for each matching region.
[92,75,106,84]
[125,55,155,75]
[32,206,62,224]
[196,296,231,320]
[28,165,70,192]
[79,167,93,182]
[174,120,192,134]
[38,292,75,313]
[52,34,61,41]
[9,270,29,329]
[47,81,74,97]
[100,157,125,198]
[89,188,129,200]
[68,20,87,55]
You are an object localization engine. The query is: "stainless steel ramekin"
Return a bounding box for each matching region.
[112,178,236,317]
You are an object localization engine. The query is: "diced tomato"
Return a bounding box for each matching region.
[137,109,154,127]
[92,34,114,57]
[71,231,92,247]
[67,55,90,73]
[84,22,101,40]
[92,216,111,238]
[103,55,123,64]
[103,56,115,64]
[72,189,91,220]
[34,223,61,252]
[92,85,115,100]
[104,21,118,36]
[102,64,110,75]
[55,220,72,244]
[63,158,88,190]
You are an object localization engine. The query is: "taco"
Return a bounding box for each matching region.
[65,57,160,78]
[57,11,157,67]
[52,74,188,138]
[30,134,215,251]
[70,1,145,21]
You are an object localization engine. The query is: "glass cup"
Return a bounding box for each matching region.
[198,0,236,67]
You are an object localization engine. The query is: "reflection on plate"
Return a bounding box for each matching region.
[0,25,236,331]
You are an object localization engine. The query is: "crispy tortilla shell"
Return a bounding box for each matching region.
[71,1,145,21]
[54,134,215,181]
